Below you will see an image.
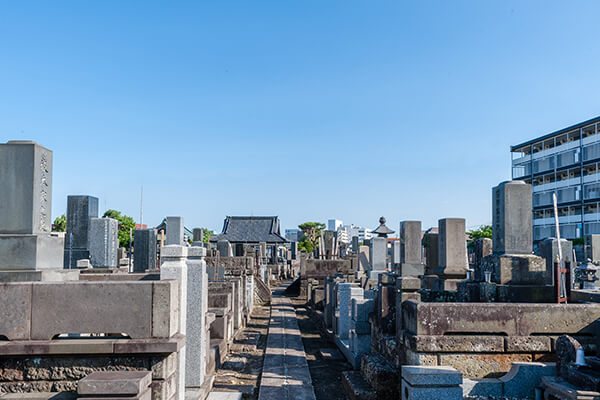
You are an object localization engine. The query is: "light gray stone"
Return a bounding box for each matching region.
[400,221,422,264]
[30,281,154,339]
[89,217,119,268]
[78,371,152,395]
[436,218,468,277]
[336,283,363,340]
[402,365,462,386]
[369,237,387,278]
[401,379,462,400]
[160,244,188,400]
[0,141,53,235]
[166,216,184,246]
[185,246,208,388]
[0,282,32,340]
[585,234,600,262]
[0,233,64,270]
[492,180,533,255]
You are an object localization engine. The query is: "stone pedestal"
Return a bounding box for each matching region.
[482,253,548,285]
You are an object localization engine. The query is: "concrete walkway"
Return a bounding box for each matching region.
[258,286,316,400]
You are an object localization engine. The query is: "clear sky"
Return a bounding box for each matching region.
[1,1,599,234]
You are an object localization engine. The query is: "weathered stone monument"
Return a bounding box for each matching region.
[435,218,468,290]
[351,236,359,254]
[399,220,424,276]
[0,141,76,281]
[217,240,233,257]
[133,228,157,272]
[369,217,394,281]
[185,246,208,390]
[89,217,119,268]
[585,234,600,263]
[192,228,203,247]
[64,195,99,269]
[166,216,184,245]
[492,180,533,254]
[423,229,439,275]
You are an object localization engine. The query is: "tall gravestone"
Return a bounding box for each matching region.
[493,180,532,254]
[133,228,157,272]
[585,235,600,262]
[351,236,359,254]
[423,231,439,275]
[89,217,118,268]
[369,237,388,281]
[166,216,184,245]
[435,218,468,290]
[234,243,245,257]
[217,240,233,257]
[399,220,424,276]
[0,141,75,281]
[64,195,98,269]
[539,238,573,286]
[192,228,203,247]
[290,241,297,260]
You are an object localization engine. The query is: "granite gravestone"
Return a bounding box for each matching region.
[217,240,233,257]
[492,180,533,255]
[133,228,157,272]
[89,217,118,268]
[0,141,69,278]
[399,220,424,276]
[64,195,99,269]
[585,235,600,263]
[351,236,359,254]
[192,228,203,247]
[166,216,184,245]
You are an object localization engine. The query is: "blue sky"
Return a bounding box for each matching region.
[1,1,600,234]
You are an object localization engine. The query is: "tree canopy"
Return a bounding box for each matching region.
[467,225,492,241]
[52,214,66,232]
[103,209,136,248]
[298,222,325,255]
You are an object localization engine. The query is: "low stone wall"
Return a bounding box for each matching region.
[0,281,179,340]
[0,335,184,397]
[398,301,600,378]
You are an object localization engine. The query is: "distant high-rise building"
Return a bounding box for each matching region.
[511,116,600,240]
[285,228,302,242]
[328,219,343,231]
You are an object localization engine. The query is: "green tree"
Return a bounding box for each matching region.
[467,225,493,241]
[201,228,214,243]
[102,209,136,248]
[52,214,66,232]
[298,240,314,254]
[298,222,326,254]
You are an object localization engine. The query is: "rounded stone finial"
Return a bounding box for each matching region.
[379,216,386,224]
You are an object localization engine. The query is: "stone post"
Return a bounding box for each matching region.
[160,245,188,400]
[399,220,425,276]
[185,246,207,388]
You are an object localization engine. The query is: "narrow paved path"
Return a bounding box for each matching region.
[257,286,316,400]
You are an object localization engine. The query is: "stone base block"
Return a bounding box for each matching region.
[482,253,548,285]
[0,269,79,282]
[78,371,152,395]
[341,371,377,400]
[0,233,64,270]
[399,263,425,277]
[401,380,462,400]
[64,248,90,269]
[436,278,465,292]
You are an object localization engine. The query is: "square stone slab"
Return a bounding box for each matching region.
[402,365,462,386]
[78,371,152,395]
